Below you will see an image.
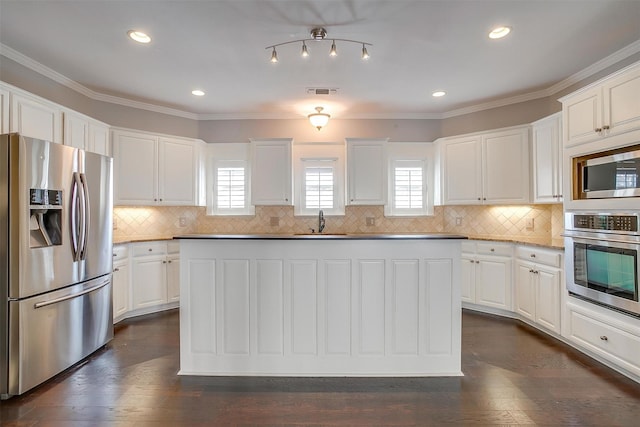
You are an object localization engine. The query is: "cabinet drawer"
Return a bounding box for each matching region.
[461,241,476,254]
[132,241,167,257]
[476,242,512,257]
[112,244,129,262]
[516,246,562,268]
[167,241,180,254]
[568,308,640,373]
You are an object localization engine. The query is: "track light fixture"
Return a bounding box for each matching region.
[266,27,372,62]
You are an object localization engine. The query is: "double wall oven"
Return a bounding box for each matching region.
[564,213,640,317]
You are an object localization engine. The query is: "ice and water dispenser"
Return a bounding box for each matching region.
[29,188,63,247]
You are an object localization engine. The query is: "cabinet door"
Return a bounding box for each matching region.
[442,136,482,204]
[532,114,562,203]
[89,121,110,156]
[63,111,89,150]
[251,139,292,205]
[347,140,386,205]
[460,256,476,303]
[0,86,9,133]
[131,256,167,309]
[535,267,561,334]
[158,137,196,205]
[166,255,180,303]
[602,65,640,137]
[112,261,130,321]
[476,257,512,310]
[515,262,535,321]
[483,128,529,204]
[563,87,602,147]
[10,92,62,143]
[113,131,158,205]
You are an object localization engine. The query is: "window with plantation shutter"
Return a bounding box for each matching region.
[305,166,334,209]
[386,159,428,216]
[210,158,254,216]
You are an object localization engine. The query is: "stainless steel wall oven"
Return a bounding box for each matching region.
[564,212,640,317]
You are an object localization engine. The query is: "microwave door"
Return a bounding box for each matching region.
[582,150,640,198]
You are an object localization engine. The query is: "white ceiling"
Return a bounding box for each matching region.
[1,0,640,120]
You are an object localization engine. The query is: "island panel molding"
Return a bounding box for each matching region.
[178,235,463,377]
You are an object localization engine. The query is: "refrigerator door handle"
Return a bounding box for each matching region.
[33,277,110,309]
[70,172,82,261]
[79,173,90,260]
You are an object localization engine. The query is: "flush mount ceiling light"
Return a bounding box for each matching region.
[308,107,330,131]
[489,26,511,39]
[432,91,446,97]
[266,27,372,63]
[127,30,151,44]
[191,90,205,96]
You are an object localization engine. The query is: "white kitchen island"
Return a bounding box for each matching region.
[176,234,466,377]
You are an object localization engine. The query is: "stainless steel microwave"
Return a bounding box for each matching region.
[573,144,640,199]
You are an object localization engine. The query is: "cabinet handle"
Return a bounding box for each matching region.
[530,254,536,258]
[595,128,602,133]
[163,260,167,264]
[154,198,157,202]
[483,198,487,201]
[113,253,117,257]
[600,335,608,341]
[490,248,495,252]
[602,125,610,130]
[477,197,481,201]
[160,198,163,202]
[148,248,153,252]
[168,260,172,263]
[534,270,539,274]
[114,268,120,272]
[475,260,480,264]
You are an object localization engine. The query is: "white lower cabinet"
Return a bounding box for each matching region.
[123,241,180,318]
[565,299,640,380]
[112,244,130,323]
[514,246,563,334]
[461,241,512,312]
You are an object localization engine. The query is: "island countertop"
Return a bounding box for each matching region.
[174,233,468,240]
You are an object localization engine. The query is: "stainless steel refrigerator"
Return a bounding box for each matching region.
[1,133,113,399]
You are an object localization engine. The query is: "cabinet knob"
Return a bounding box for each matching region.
[475,260,480,264]
[148,248,153,252]
[600,335,608,341]
[154,198,158,202]
[530,254,536,258]
[114,268,120,272]
[490,248,495,252]
[483,198,486,201]
[160,198,163,202]
[477,197,481,201]
[602,125,610,130]
[595,128,602,133]
[113,253,117,257]
[168,260,172,263]
[163,260,167,264]
[529,269,534,273]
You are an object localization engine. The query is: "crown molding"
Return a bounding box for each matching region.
[2,38,640,121]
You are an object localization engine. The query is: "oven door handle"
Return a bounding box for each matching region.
[563,234,640,246]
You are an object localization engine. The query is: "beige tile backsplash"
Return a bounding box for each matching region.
[114,203,564,243]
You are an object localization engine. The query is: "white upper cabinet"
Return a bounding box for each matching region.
[562,61,640,147]
[442,127,529,205]
[9,91,62,143]
[0,86,9,134]
[532,113,562,203]
[89,121,110,156]
[113,128,201,206]
[346,138,387,205]
[63,110,89,150]
[250,138,292,205]
[63,110,110,155]
[158,137,198,205]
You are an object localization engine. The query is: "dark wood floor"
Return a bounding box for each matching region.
[2,309,640,426]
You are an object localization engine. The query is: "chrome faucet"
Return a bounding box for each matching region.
[318,210,325,233]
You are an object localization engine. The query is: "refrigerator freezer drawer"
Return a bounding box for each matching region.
[4,275,113,397]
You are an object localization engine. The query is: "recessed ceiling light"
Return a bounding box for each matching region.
[489,26,511,39]
[127,30,151,44]
[432,91,446,97]
[191,90,205,96]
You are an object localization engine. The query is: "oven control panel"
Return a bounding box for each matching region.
[573,214,638,232]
